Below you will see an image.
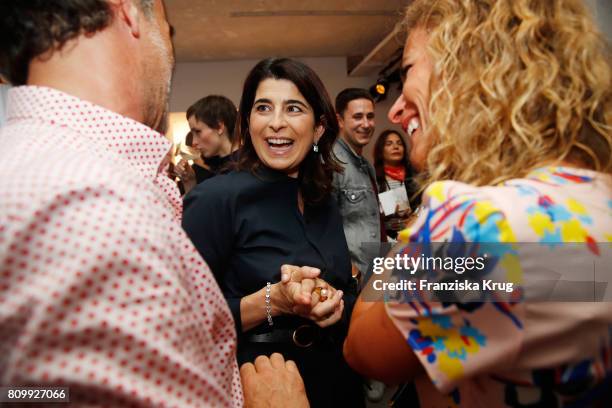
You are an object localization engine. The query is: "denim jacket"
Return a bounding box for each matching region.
[332,138,381,275]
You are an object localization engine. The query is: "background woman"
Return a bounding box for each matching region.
[344,0,611,406]
[182,58,364,407]
[373,129,420,239]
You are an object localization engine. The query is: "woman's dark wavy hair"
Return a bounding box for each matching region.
[373,130,411,192]
[373,129,422,209]
[0,0,152,85]
[237,58,342,206]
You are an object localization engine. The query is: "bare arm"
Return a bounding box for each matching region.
[343,243,424,384]
[343,300,423,385]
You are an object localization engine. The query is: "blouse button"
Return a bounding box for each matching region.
[351,194,356,200]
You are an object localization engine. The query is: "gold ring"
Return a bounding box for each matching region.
[312,286,328,302]
[320,288,329,301]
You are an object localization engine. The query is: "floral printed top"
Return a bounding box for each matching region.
[386,166,612,407]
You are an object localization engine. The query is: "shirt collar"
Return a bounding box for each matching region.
[337,137,375,176]
[6,85,171,181]
[337,137,365,161]
[252,164,298,184]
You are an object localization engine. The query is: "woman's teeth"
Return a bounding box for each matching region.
[407,118,420,137]
[267,138,293,146]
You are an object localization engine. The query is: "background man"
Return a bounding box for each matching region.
[332,88,384,281]
[332,88,386,403]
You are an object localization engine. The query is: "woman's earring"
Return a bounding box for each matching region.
[313,142,319,153]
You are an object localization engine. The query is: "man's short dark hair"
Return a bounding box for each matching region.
[0,0,153,85]
[186,95,238,143]
[335,88,375,117]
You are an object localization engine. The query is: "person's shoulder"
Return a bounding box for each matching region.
[500,167,612,242]
[424,179,490,206]
[401,168,610,244]
[1,145,168,237]
[1,117,177,232]
[332,140,350,162]
[185,170,241,199]
[401,180,517,243]
[332,142,351,186]
[183,170,258,209]
[306,192,345,225]
[1,124,138,200]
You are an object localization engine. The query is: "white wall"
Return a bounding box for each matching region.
[586,0,612,40]
[169,57,403,162]
[168,0,612,162]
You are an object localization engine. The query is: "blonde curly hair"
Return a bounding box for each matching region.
[402,0,611,187]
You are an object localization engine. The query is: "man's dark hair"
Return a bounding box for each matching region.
[0,0,153,85]
[186,95,238,144]
[334,88,374,117]
[236,58,342,206]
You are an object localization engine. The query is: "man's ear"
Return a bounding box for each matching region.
[217,122,226,136]
[336,113,344,129]
[113,0,142,38]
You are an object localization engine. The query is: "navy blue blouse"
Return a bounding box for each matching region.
[182,166,356,339]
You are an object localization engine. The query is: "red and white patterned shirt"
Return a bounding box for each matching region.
[0,86,243,407]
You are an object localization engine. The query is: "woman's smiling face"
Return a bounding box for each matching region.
[387,27,433,171]
[249,78,324,177]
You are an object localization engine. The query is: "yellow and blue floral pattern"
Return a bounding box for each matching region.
[386,167,612,407]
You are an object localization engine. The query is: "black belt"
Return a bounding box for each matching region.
[245,324,321,348]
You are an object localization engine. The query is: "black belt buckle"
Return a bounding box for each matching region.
[292,324,316,348]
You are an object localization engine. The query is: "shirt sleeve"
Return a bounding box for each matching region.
[182,180,242,333]
[387,181,525,394]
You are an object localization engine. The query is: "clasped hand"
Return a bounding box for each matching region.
[273,264,344,328]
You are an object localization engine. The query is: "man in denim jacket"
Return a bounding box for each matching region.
[332,88,382,280]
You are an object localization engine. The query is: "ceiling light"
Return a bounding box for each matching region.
[370,78,389,102]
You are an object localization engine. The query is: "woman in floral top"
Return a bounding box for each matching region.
[343,0,611,406]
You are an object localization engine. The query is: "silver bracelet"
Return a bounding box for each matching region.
[265,282,273,326]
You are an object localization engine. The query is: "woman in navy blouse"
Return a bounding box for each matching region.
[182,58,364,407]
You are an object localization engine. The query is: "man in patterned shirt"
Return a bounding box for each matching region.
[0,1,307,406]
